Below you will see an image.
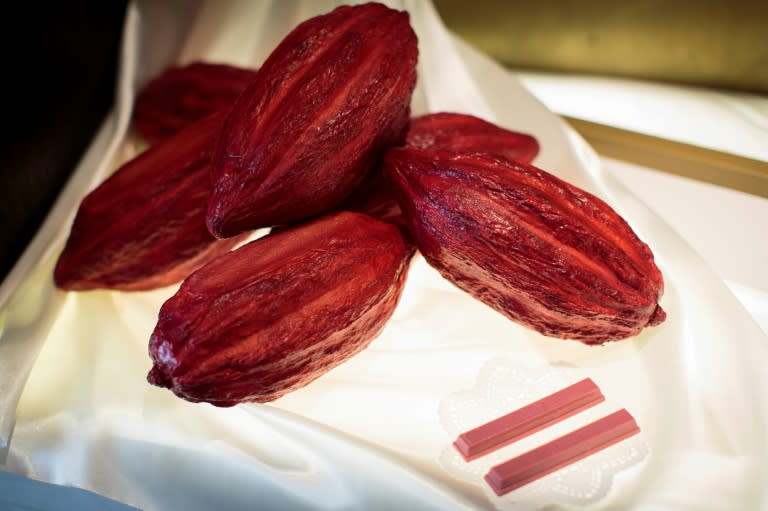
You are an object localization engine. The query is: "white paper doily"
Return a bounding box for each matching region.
[438,360,650,510]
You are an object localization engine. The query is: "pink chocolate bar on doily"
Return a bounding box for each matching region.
[453,378,605,461]
[484,408,641,496]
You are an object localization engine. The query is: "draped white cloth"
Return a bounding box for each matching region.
[2,1,767,510]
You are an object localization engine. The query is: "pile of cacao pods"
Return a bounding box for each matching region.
[54,3,665,407]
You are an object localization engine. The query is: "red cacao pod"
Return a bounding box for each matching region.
[133,62,257,144]
[206,3,418,238]
[54,113,246,291]
[385,148,665,343]
[148,211,414,405]
[408,112,539,163]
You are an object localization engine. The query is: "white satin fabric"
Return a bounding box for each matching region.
[3,1,768,510]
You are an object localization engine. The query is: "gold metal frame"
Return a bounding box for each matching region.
[564,116,768,199]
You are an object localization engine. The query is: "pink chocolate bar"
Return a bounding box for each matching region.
[484,408,640,496]
[453,378,604,461]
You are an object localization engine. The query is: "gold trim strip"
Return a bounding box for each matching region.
[563,116,768,199]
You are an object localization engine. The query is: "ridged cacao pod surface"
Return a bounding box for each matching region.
[54,113,245,291]
[148,211,414,405]
[206,3,418,238]
[385,148,665,343]
[134,62,258,144]
[407,112,539,163]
